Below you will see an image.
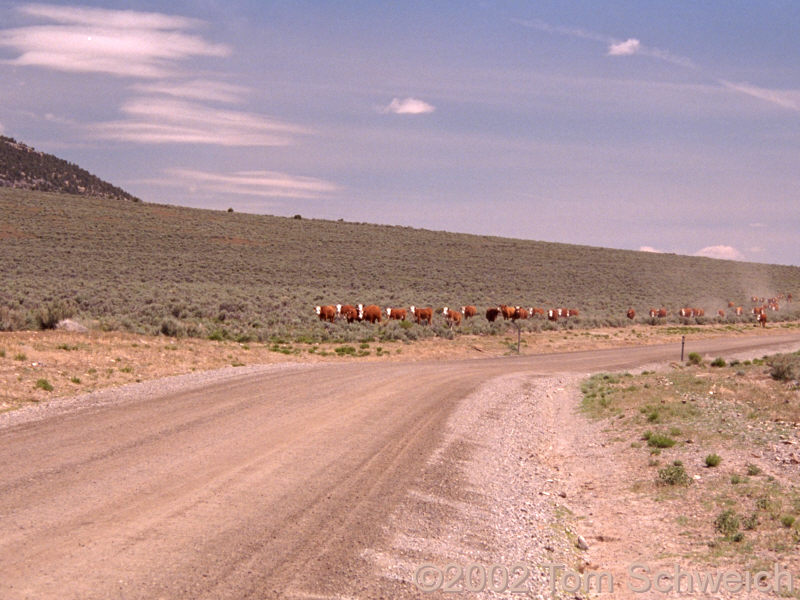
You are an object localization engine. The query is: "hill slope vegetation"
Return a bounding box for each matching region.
[1,188,798,342]
[0,136,140,202]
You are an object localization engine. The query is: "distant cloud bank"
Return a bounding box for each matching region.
[381,97,435,115]
[694,245,744,261]
[638,246,663,253]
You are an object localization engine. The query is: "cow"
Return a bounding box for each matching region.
[360,304,382,324]
[442,307,462,326]
[728,301,735,308]
[788,293,793,303]
[694,308,705,317]
[386,307,407,320]
[718,309,725,318]
[410,305,433,325]
[567,309,579,318]
[499,305,515,320]
[513,306,529,320]
[530,307,545,318]
[649,308,658,318]
[548,309,559,322]
[752,306,763,315]
[485,307,500,322]
[679,308,694,318]
[658,308,668,318]
[339,304,359,323]
[757,312,767,327]
[627,308,636,320]
[461,305,477,319]
[735,306,743,316]
[315,305,336,322]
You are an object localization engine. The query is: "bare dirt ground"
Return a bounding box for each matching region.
[1,331,800,599]
[2,321,797,410]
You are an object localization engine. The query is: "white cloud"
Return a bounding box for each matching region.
[718,80,799,111]
[639,246,663,253]
[156,168,338,199]
[89,97,308,146]
[608,38,641,56]
[382,97,435,115]
[694,245,744,261]
[131,80,248,104]
[0,4,230,78]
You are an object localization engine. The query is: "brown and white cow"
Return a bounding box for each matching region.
[410,306,433,325]
[359,304,382,323]
[567,308,579,318]
[338,304,359,323]
[442,307,462,326]
[627,308,636,320]
[547,309,559,322]
[735,306,743,316]
[386,307,407,321]
[513,306,529,320]
[315,305,336,322]
[679,307,694,318]
[499,305,516,320]
[694,308,705,317]
[485,307,500,322]
[461,305,477,319]
[757,312,767,327]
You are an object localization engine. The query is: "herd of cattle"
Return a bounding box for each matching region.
[316,294,793,328]
[314,303,578,326]
[625,294,793,328]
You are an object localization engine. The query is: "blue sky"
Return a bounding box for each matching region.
[1,1,799,265]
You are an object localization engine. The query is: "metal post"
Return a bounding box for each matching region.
[681,335,685,361]
[517,323,521,354]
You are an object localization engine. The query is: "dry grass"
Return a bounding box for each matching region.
[581,351,800,575]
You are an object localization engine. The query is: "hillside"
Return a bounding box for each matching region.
[0,136,140,202]
[1,188,798,342]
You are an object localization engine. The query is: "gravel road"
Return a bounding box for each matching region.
[2,333,799,599]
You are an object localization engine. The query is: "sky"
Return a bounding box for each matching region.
[1,1,799,265]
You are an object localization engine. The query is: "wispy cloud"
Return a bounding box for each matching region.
[694,245,744,261]
[517,18,800,111]
[516,18,695,69]
[718,80,799,111]
[156,168,338,199]
[381,97,436,115]
[0,3,230,78]
[89,97,309,146]
[130,80,248,104]
[639,245,663,253]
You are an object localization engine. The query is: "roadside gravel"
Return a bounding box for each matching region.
[362,372,586,599]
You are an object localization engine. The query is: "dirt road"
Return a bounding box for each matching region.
[2,333,799,599]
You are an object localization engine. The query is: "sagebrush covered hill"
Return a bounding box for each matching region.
[0,136,139,202]
[2,188,798,342]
